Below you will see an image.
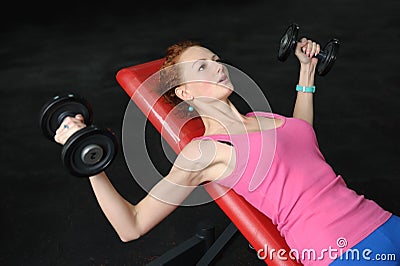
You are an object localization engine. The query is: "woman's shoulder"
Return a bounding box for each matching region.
[174,138,232,182]
[176,138,219,167]
[245,111,287,120]
[246,111,287,130]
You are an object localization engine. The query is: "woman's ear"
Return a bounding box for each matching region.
[175,85,193,101]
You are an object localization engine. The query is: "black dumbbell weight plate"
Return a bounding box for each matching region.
[39,93,93,141]
[61,126,118,177]
[278,23,299,61]
[317,38,340,76]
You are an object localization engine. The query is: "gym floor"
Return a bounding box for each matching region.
[1,1,399,265]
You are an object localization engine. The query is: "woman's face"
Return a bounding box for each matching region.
[176,46,233,102]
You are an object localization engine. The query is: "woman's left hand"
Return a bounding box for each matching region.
[295,38,320,66]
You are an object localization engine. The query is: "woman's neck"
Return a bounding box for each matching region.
[194,100,248,135]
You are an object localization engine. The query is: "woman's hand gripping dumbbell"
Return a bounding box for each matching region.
[54,114,86,145]
[39,93,118,177]
[278,23,340,76]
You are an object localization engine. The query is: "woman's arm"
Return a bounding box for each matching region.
[89,168,199,242]
[89,172,142,242]
[89,139,217,242]
[55,115,213,243]
[292,38,320,126]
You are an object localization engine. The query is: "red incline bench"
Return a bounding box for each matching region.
[116,58,301,265]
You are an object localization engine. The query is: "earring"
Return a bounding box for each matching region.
[188,96,194,112]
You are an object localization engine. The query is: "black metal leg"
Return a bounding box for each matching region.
[146,222,239,266]
[196,222,238,266]
[147,226,215,266]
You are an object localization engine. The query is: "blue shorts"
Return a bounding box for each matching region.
[330,214,400,265]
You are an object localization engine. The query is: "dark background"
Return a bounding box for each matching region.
[1,0,399,265]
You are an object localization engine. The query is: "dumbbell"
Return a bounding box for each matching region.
[39,93,118,177]
[278,23,340,76]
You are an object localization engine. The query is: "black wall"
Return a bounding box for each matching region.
[1,1,399,265]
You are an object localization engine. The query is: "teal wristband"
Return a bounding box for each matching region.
[296,84,316,93]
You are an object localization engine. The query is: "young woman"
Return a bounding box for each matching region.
[55,39,399,265]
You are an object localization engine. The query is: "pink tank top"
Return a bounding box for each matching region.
[194,112,391,265]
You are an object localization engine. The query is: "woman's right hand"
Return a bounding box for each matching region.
[54,114,86,145]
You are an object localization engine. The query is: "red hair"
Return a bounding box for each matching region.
[159,40,201,107]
